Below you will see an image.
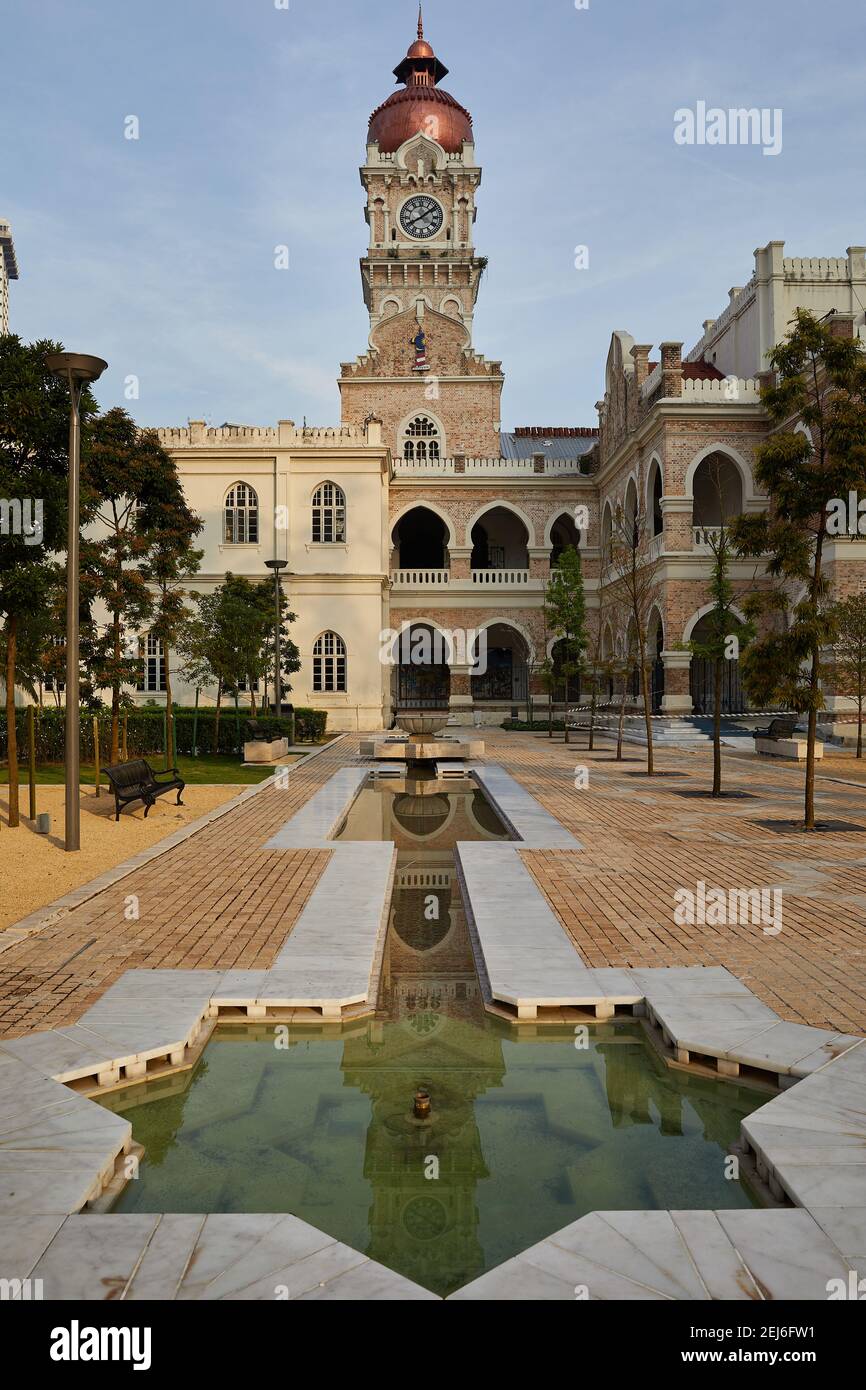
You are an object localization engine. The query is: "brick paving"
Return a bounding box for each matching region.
[0,741,356,1038]
[497,730,866,1034]
[1,730,864,1039]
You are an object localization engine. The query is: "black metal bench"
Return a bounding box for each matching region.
[753,715,799,741]
[104,759,185,822]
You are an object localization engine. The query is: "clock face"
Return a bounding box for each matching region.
[400,195,444,240]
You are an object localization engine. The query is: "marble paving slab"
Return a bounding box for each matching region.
[265,767,368,849]
[11,1212,436,1301]
[472,764,582,848]
[450,1208,858,1301]
[457,843,598,1007]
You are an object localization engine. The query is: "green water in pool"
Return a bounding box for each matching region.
[101,774,764,1296]
[104,1016,763,1296]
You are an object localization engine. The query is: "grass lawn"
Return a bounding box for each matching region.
[0,753,306,787]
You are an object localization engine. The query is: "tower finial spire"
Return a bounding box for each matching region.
[418,4,424,40]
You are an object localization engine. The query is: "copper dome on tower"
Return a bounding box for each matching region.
[367,9,473,154]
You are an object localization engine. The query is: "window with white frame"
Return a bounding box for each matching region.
[224,482,259,544]
[401,415,441,462]
[313,632,347,693]
[312,482,346,543]
[43,634,65,693]
[138,634,166,692]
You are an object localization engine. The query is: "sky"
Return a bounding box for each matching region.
[2,0,865,432]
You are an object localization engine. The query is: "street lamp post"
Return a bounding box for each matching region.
[45,352,108,853]
[264,559,289,717]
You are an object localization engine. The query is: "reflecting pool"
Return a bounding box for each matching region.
[102,774,763,1296]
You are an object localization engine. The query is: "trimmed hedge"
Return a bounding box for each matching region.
[0,705,327,762]
[502,719,567,731]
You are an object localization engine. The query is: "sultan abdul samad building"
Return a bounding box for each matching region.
[139,14,866,732]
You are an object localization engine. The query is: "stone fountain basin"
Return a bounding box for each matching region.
[396,712,451,738]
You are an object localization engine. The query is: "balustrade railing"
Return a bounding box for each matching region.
[471,568,530,585]
[692,525,723,550]
[391,569,451,586]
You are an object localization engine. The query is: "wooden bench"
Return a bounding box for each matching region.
[104,759,186,822]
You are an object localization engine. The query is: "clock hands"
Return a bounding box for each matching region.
[403,200,442,234]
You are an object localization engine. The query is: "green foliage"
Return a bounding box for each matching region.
[81,408,195,732]
[688,528,755,664]
[179,574,300,704]
[831,592,866,694]
[544,545,588,689]
[730,309,866,716]
[502,718,567,731]
[830,592,866,755]
[0,705,326,761]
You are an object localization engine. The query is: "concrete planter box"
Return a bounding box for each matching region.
[755,736,823,762]
[243,738,289,765]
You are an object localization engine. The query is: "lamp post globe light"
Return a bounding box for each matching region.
[264,559,289,717]
[44,352,108,853]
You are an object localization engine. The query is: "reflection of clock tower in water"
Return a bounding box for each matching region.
[341,9,505,459]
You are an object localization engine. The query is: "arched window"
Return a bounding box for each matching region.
[224,483,259,544]
[648,461,664,537]
[402,416,441,462]
[312,482,346,543]
[313,632,347,693]
[601,503,613,562]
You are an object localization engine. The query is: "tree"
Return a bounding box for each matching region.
[537,602,557,739]
[690,458,755,796]
[583,605,610,753]
[0,337,99,827]
[830,593,866,758]
[176,589,226,753]
[544,545,587,746]
[176,600,217,755]
[82,409,189,763]
[731,309,866,830]
[256,581,301,711]
[604,482,663,773]
[1,601,58,704]
[217,576,278,713]
[177,577,292,753]
[139,490,203,768]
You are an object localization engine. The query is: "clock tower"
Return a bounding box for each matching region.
[340,9,504,460]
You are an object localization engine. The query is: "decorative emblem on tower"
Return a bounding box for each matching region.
[411,325,428,373]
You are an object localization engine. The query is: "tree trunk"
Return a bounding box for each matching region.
[164,646,174,770]
[213,678,222,754]
[110,610,121,764]
[640,659,654,775]
[616,676,626,760]
[6,617,19,827]
[805,700,818,830]
[712,657,723,796]
[588,677,597,752]
[858,693,863,759]
[249,682,257,718]
[5,619,20,825]
[548,687,553,738]
[564,672,570,745]
[804,538,825,831]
